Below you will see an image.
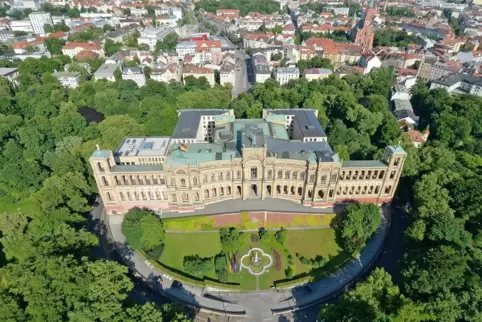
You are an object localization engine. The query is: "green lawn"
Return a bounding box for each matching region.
[160,228,346,290]
[0,197,37,215]
[287,229,350,279]
[161,232,222,279]
[164,213,336,232]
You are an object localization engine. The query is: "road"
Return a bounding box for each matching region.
[233,50,249,98]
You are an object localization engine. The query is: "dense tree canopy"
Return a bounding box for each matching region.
[319,78,482,321]
[195,0,279,16]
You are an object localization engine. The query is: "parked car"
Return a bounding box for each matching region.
[172,280,183,289]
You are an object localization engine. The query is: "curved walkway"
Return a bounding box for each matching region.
[105,199,390,319]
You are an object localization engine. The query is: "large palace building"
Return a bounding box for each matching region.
[90,109,406,215]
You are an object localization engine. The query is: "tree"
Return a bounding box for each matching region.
[275,227,287,245]
[155,32,179,52]
[121,208,165,251]
[335,203,381,254]
[401,245,468,298]
[183,255,213,278]
[319,268,429,322]
[0,256,133,321]
[34,172,92,213]
[104,39,122,56]
[0,211,97,262]
[219,227,243,252]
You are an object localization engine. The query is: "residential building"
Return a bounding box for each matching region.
[105,30,127,43]
[183,64,215,86]
[0,68,19,85]
[275,67,300,86]
[29,12,53,34]
[94,63,120,82]
[137,27,176,51]
[10,20,34,33]
[304,68,332,81]
[176,41,197,58]
[122,67,146,87]
[150,64,182,83]
[323,7,350,15]
[220,62,235,86]
[392,99,419,128]
[418,58,462,81]
[0,31,14,42]
[194,40,222,65]
[406,129,429,148]
[252,53,271,84]
[391,85,411,101]
[216,9,240,18]
[62,42,104,58]
[90,109,406,214]
[52,71,81,88]
[358,53,381,75]
[430,74,482,97]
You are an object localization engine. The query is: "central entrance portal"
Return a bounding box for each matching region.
[249,184,259,199]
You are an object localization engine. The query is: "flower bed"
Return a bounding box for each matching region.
[273,249,282,271]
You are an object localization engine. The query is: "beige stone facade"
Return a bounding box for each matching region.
[90,110,406,215]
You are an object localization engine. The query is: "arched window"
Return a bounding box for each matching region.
[292,172,297,180]
[277,185,281,194]
[277,170,282,179]
[318,190,324,198]
[375,186,380,194]
[180,178,186,187]
[220,187,224,196]
[329,189,333,198]
[195,193,200,201]
[308,190,312,198]
[237,171,241,179]
[267,170,273,179]
[211,173,215,181]
[149,191,154,200]
[193,177,198,185]
[211,188,217,197]
[182,193,189,202]
[97,162,105,172]
[218,172,223,181]
[285,171,290,179]
[300,173,305,181]
[385,186,392,194]
[390,170,396,179]
[102,176,109,186]
[119,192,125,201]
[171,194,177,202]
[283,185,288,194]
[379,170,385,179]
[227,186,231,195]
[204,189,209,198]
[203,174,207,183]
[170,178,175,186]
[291,186,295,195]
[107,192,113,201]
[320,175,326,184]
[298,187,303,196]
[226,172,231,180]
[367,171,372,180]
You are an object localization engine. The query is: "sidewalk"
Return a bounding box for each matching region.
[106,204,391,319]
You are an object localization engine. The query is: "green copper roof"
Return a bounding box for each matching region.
[342,160,388,168]
[387,145,406,154]
[90,150,111,159]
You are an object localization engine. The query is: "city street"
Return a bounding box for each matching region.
[233,50,250,98]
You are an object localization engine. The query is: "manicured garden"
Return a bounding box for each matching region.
[122,204,381,290]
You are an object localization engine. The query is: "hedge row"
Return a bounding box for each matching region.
[274,276,312,289]
[140,252,241,290]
